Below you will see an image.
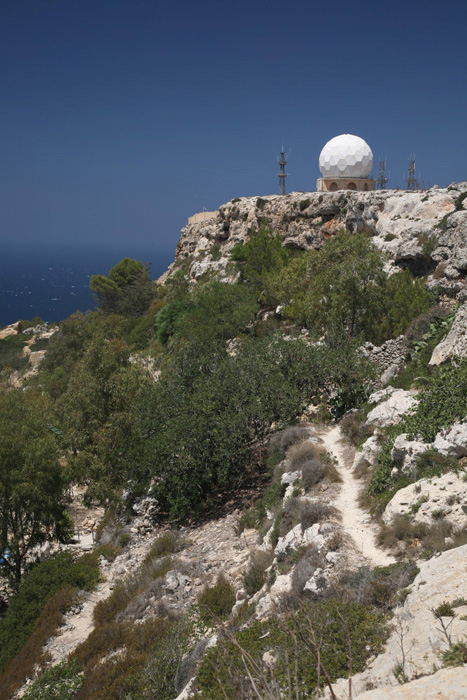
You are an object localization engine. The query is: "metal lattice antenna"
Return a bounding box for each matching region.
[277,146,288,195]
[377,158,388,189]
[406,153,419,191]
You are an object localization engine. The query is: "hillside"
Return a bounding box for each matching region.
[0,184,467,700]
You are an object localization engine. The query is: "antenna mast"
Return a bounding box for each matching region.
[377,158,388,189]
[277,146,288,195]
[406,154,419,190]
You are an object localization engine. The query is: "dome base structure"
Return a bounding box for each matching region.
[317,177,375,193]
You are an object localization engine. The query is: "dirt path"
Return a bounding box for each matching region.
[321,425,396,567]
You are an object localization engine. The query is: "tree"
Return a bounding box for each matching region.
[0,391,66,587]
[90,258,154,317]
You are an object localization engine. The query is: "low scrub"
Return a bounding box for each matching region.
[198,576,236,626]
[0,586,78,700]
[93,556,172,626]
[269,426,310,454]
[333,562,419,613]
[194,598,386,699]
[0,551,100,678]
[21,660,83,700]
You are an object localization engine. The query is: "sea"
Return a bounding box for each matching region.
[0,241,175,328]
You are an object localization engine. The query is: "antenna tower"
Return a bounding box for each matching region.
[277,146,288,195]
[406,153,419,190]
[377,158,388,189]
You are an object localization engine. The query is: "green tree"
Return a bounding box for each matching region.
[90,258,154,316]
[0,391,66,587]
[231,226,292,296]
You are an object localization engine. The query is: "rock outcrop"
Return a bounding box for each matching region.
[329,544,467,697]
[430,301,467,364]
[365,388,418,428]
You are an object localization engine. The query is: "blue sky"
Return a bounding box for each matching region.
[2,0,467,263]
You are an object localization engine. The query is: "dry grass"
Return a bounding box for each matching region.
[376,515,464,558]
[290,545,325,597]
[93,556,173,626]
[285,441,341,489]
[243,550,273,596]
[269,426,311,454]
[300,502,336,529]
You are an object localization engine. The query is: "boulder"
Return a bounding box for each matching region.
[353,434,381,471]
[430,302,467,365]
[365,389,418,428]
[274,523,325,559]
[434,421,467,457]
[383,472,467,530]
[391,433,431,473]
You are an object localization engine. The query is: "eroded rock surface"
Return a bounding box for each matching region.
[430,302,467,365]
[329,545,467,697]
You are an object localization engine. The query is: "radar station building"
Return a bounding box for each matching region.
[317,134,375,192]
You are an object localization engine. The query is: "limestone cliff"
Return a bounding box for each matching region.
[167,183,467,300]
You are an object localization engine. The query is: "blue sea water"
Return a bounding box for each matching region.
[0,242,174,327]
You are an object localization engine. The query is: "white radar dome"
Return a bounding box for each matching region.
[319,134,373,179]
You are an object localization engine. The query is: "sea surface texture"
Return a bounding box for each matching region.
[0,243,169,327]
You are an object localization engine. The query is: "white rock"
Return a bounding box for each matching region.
[353,434,381,471]
[383,471,467,530]
[430,302,467,365]
[365,390,418,427]
[353,667,467,700]
[391,433,431,473]
[329,545,467,697]
[434,421,467,457]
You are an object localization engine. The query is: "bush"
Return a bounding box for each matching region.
[0,551,99,675]
[198,576,236,625]
[71,617,174,700]
[145,531,181,562]
[269,426,310,454]
[0,586,78,699]
[300,502,336,529]
[286,441,319,471]
[195,598,386,699]
[290,545,325,596]
[243,551,272,596]
[93,557,172,626]
[301,458,326,489]
[333,562,419,613]
[443,641,467,667]
[21,660,83,700]
[279,497,302,537]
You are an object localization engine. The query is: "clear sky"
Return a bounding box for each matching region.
[2,0,467,260]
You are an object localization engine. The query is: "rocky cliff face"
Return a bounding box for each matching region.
[168,183,467,299]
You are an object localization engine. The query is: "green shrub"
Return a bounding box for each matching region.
[243,551,272,596]
[195,599,386,699]
[433,601,455,618]
[21,660,82,700]
[198,577,236,625]
[443,641,467,667]
[0,551,99,674]
[0,333,29,372]
[145,532,181,562]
